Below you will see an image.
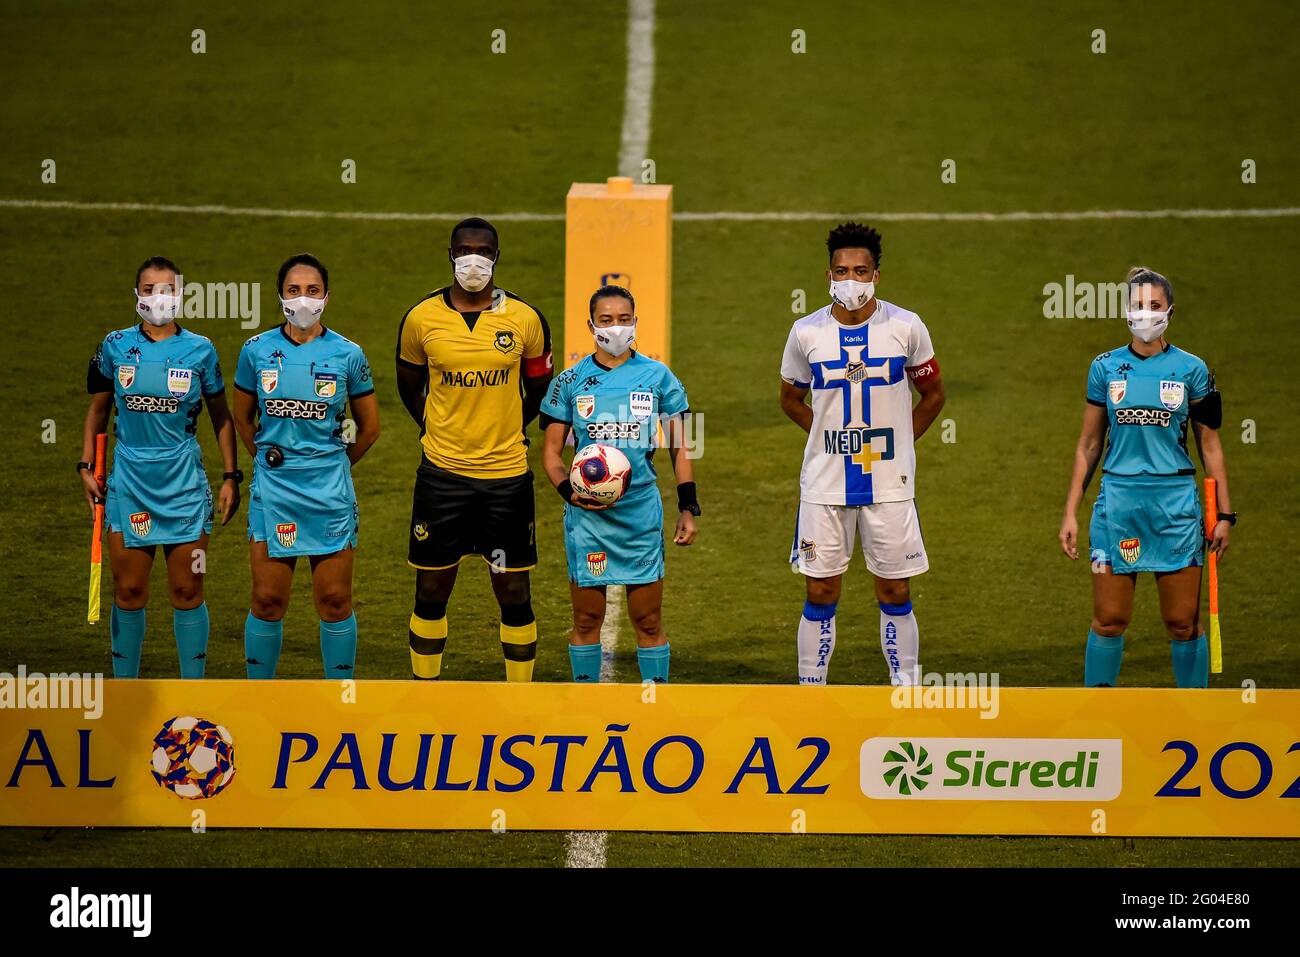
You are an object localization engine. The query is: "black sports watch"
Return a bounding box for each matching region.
[1216,511,1237,526]
[223,470,245,484]
[76,461,93,474]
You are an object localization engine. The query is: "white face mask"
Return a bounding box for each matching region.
[136,290,181,326]
[281,295,327,330]
[453,254,495,292]
[830,278,875,312]
[1126,307,1170,343]
[592,321,636,357]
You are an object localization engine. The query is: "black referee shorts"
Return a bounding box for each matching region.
[408,457,537,572]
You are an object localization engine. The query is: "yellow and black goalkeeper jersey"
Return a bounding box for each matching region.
[398,287,552,479]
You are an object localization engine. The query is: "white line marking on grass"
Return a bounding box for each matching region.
[600,585,623,682]
[674,207,1300,222]
[0,198,565,222]
[6,198,1298,223]
[562,584,623,869]
[567,0,654,872]
[618,0,656,180]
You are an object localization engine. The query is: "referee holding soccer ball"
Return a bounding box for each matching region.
[396,218,555,681]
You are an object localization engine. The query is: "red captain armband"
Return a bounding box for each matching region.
[906,357,940,382]
[523,351,554,377]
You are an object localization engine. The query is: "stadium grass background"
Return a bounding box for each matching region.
[1,0,1297,866]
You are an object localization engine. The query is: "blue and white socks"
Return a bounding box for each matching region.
[797,601,837,684]
[880,600,920,686]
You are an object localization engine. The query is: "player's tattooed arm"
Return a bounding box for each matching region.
[779,379,813,433]
[910,367,946,440]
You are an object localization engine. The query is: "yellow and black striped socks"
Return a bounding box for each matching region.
[499,602,537,682]
[409,599,448,680]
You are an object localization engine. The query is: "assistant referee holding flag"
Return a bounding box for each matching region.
[396,218,554,680]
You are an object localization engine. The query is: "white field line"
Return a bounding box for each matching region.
[564,0,653,870]
[563,584,624,869]
[617,0,656,180]
[7,198,1299,223]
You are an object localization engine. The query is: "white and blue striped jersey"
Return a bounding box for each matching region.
[780,299,936,506]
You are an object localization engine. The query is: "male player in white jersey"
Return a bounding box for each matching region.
[779,222,946,686]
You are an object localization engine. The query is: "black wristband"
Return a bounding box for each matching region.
[557,479,574,504]
[677,481,700,515]
[223,470,244,484]
[76,461,93,474]
[1217,511,1237,526]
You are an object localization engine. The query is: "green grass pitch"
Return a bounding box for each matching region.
[1,0,1297,866]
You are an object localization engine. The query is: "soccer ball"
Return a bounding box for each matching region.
[150,715,236,800]
[570,443,633,506]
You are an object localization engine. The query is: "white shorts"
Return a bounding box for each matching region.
[790,499,929,579]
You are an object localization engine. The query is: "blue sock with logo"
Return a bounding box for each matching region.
[244,612,283,679]
[173,603,209,679]
[1171,634,1208,688]
[1084,629,1124,687]
[320,613,358,677]
[110,604,146,678]
[568,643,602,682]
[637,643,671,683]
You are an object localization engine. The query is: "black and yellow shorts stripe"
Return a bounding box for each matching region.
[408,457,537,572]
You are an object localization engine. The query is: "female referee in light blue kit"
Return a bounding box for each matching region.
[79,256,241,678]
[1059,267,1234,688]
[540,285,699,683]
[232,254,380,678]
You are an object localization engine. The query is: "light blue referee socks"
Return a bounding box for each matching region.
[244,612,284,679]
[320,613,358,677]
[172,603,209,679]
[1171,633,1209,688]
[1084,629,1124,687]
[637,643,671,684]
[110,604,146,678]
[569,643,602,682]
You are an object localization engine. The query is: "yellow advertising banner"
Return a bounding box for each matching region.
[1,680,1297,837]
[564,177,672,367]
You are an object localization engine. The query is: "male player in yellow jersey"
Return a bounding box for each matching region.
[396,218,555,681]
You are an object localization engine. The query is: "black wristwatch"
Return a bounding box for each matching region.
[680,502,702,517]
[1216,511,1237,526]
[76,461,93,474]
[223,470,245,484]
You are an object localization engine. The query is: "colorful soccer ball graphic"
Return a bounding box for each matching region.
[150,716,236,800]
[570,443,633,506]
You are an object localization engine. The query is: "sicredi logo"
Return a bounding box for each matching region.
[859,737,1122,801]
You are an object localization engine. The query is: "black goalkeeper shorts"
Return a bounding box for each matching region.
[408,457,537,572]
